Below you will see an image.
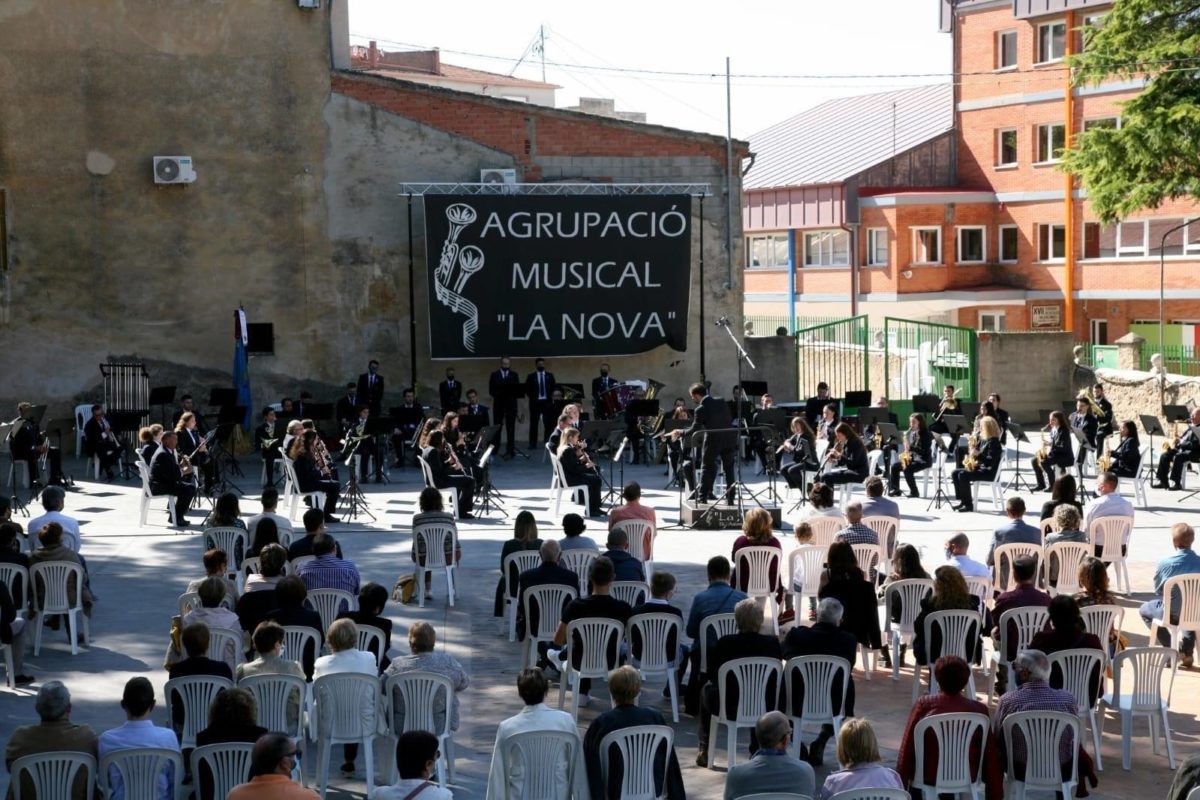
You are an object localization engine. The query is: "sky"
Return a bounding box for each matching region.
[348,0,954,140]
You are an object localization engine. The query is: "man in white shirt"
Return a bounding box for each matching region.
[485,669,585,800]
[943,532,990,578]
[373,731,452,800]
[26,485,80,552]
[246,486,294,538]
[1082,471,1134,531]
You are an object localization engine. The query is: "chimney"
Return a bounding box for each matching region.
[368,40,378,69]
[431,47,441,75]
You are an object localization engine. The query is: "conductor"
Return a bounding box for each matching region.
[669,382,737,505]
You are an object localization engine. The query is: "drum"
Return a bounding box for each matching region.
[600,384,640,416]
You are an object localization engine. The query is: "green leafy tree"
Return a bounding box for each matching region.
[1062,0,1200,223]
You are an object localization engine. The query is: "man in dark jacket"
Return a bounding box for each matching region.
[782,597,858,766]
[516,540,578,640]
[670,382,737,504]
[601,527,645,583]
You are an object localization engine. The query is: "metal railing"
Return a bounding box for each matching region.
[883,318,977,413]
[1141,345,1200,376]
[794,316,870,401]
[745,314,842,337]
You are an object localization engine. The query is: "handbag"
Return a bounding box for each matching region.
[392,573,418,605]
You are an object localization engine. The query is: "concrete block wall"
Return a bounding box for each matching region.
[976,331,1075,423]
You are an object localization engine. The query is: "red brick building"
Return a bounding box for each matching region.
[744,0,1200,342]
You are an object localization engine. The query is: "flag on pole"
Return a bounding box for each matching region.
[233,307,252,431]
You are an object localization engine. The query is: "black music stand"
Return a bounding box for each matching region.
[208,388,238,410]
[475,444,506,518]
[603,433,630,505]
[626,399,659,463]
[1164,405,1190,423]
[1069,426,1095,501]
[658,419,690,490]
[365,418,393,484]
[338,436,375,522]
[1060,400,1077,414]
[1005,422,1036,492]
[212,406,248,490]
[843,390,872,413]
[1140,414,1165,479]
[911,394,940,415]
[925,432,956,512]
[505,383,530,461]
[475,424,501,457]
[149,386,176,427]
[959,401,981,421]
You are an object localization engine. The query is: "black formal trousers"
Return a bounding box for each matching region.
[437,474,475,515]
[1157,448,1198,485]
[698,445,736,503]
[951,468,992,505]
[150,479,195,523]
[888,459,930,495]
[528,399,554,448]
[497,401,518,455]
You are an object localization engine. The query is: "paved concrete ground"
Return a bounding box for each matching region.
[1,449,1198,798]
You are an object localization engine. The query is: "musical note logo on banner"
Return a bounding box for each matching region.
[433,203,484,352]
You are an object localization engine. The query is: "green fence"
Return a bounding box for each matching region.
[883,318,977,424]
[746,314,843,337]
[1140,345,1200,376]
[794,316,870,403]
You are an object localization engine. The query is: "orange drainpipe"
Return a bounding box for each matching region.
[1063,10,1076,333]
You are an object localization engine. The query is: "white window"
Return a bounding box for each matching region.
[1037,223,1066,261]
[866,228,888,266]
[996,30,1018,69]
[803,229,850,267]
[912,227,942,265]
[979,311,1006,332]
[746,233,790,269]
[1036,123,1066,163]
[997,128,1018,167]
[956,226,986,264]
[1117,221,1147,257]
[999,225,1019,263]
[1083,116,1119,132]
[1037,21,1067,63]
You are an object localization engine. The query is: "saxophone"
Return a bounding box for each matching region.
[899,432,913,468]
[1098,446,1112,473]
[963,432,979,471]
[1034,425,1051,465]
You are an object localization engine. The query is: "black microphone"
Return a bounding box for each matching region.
[713,316,730,327]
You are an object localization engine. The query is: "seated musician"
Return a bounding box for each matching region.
[1109,420,1141,479]
[1070,397,1099,468]
[289,430,340,523]
[83,404,126,479]
[464,389,490,425]
[817,403,839,447]
[138,424,163,465]
[548,413,572,451]
[818,423,868,487]
[1032,410,1074,492]
[950,416,1002,513]
[929,384,958,436]
[335,382,359,430]
[254,407,281,478]
[301,419,338,481]
[865,397,900,472]
[671,397,692,420]
[149,430,195,527]
[10,402,66,487]
[421,429,475,519]
[664,404,692,479]
[1154,406,1200,490]
[442,412,482,483]
[1092,384,1114,439]
[345,406,382,483]
[889,413,934,498]
[988,391,1011,445]
[175,411,213,495]
[172,395,208,430]
[556,428,604,518]
[623,387,647,465]
[591,364,618,420]
[779,416,817,491]
[749,394,779,472]
[391,388,424,468]
[955,402,996,469]
[280,419,303,459]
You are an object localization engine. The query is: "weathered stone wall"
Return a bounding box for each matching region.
[745,336,799,402]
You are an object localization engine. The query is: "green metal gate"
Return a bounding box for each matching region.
[883,318,976,422]
[794,316,870,405]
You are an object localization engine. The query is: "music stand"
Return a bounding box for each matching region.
[1005,421,1036,492]
[1140,414,1165,478]
[338,436,375,522]
[911,394,940,415]
[1163,405,1190,423]
[843,390,872,412]
[475,424,501,456]
[874,422,900,447]
[1068,426,1095,501]
[658,419,690,491]
[741,380,769,397]
[1060,400,1077,414]
[208,388,238,409]
[212,406,248,491]
[941,414,969,439]
[149,386,176,427]
[364,418,393,484]
[959,401,981,421]
[925,432,956,512]
[108,410,147,480]
[475,445,507,518]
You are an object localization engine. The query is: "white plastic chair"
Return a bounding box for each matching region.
[202,527,249,577]
[502,550,543,641]
[1149,574,1200,655]
[1114,446,1150,507]
[964,575,992,612]
[177,591,202,618]
[861,515,899,573]
[281,457,323,521]
[910,712,989,800]
[560,550,598,597]
[1047,647,1107,770]
[281,625,321,674]
[384,670,456,786]
[189,742,255,800]
[290,555,316,575]
[787,545,827,621]
[598,724,675,800]
[0,562,30,612]
[558,617,625,721]
[734,794,812,800]
[498,729,582,800]
[310,672,382,796]
[805,515,847,549]
[1088,516,1133,593]
[1080,604,1124,647]
[849,542,883,583]
[205,626,245,671]
[9,750,96,800]
[613,518,656,571]
[136,461,178,528]
[412,521,458,607]
[824,791,908,800]
[1001,710,1081,799]
[988,607,1050,705]
[883,578,933,681]
[781,655,850,760]
[1100,646,1179,770]
[1044,541,1091,596]
[836,450,884,506]
[165,675,234,750]
[98,747,183,800]
[735,546,782,635]
[969,468,1006,511]
[357,624,388,669]
[72,404,91,462]
[991,542,1043,595]
[239,556,293,585]
[550,454,592,516]
[237,672,309,784]
[698,613,739,679]
[521,584,578,669]
[305,588,355,633]
[627,612,684,722]
[1040,517,1056,539]
[708,657,783,770]
[30,561,89,656]
[610,581,649,607]
[914,609,981,701]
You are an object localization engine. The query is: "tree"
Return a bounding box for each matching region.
[1061,0,1200,223]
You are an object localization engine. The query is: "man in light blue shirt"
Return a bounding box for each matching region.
[1140,523,1200,668]
[859,476,900,520]
[986,497,1042,584]
[683,556,747,712]
[98,677,180,800]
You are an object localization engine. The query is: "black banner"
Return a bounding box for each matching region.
[423,194,692,359]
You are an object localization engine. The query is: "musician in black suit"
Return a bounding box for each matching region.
[1070,398,1099,468]
[356,360,385,416]
[804,382,832,430]
[171,395,208,432]
[253,407,281,481]
[888,413,934,497]
[421,430,474,518]
[864,397,900,471]
[818,423,869,486]
[988,392,1011,445]
[524,358,557,449]
[668,383,737,504]
[390,389,424,468]
[1155,406,1200,490]
[1092,384,1115,438]
[335,383,360,429]
[345,406,382,483]
[955,402,997,469]
[149,430,195,527]
[438,368,462,415]
[1032,410,1074,491]
[950,416,1003,512]
[175,411,213,495]
[591,364,618,420]
[82,404,125,479]
[779,416,817,491]
[816,404,839,447]
[555,428,603,517]
[1110,420,1141,479]
[464,389,490,426]
[294,392,313,421]
[10,402,65,487]
[290,431,340,522]
[489,357,521,458]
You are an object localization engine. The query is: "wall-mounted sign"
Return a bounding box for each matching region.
[1031,305,1062,329]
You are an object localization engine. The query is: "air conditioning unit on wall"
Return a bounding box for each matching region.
[153,156,196,185]
[297,0,320,8]
[481,168,518,194]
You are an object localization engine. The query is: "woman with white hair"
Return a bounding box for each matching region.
[313,618,376,778]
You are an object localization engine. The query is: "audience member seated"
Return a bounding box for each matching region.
[30,522,95,632]
[987,497,1041,585]
[584,665,685,800]
[226,732,317,800]
[176,578,242,673]
[819,541,882,659]
[0,581,31,685]
[373,731,453,800]
[833,501,881,581]
[993,649,1098,792]
[209,492,247,532]
[601,526,646,583]
[1083,471,1134,532]
[313,618,376,778]
[4,681,97,800]
[297,535,360,596]
[731,507,783,598]
[246,487,294,541]
[1040,474,1082,521]
[485,669,584,800]
[896,656,1001,800]
[1032,595,1105,702]
[696,598,782,767]
[1045,505,1087,586]
[27,486,81,552]
[684,556,748,713]
[943,532,990,578]
[336,582,393,671]
[247,518,282,561]
[0,522,29,570]
[913,565,984,667]
[817,718,904,800]
[236,622,304,729]
[559,512,599,551]
[193,687,268,800]
[411,487,461,600]
[98,677,181,800]
[992,555,1051,667]
[515,539,578,642]
[606,481,657,534]
[385,621,470,737]
[169,622,233,681]
[244,543,288,595]
[799,482,843,522]
[548,557,632,702]
[493,511,543,618]
[628,570,689,688]
[722,710,815,800]
[287,510,343,561]
[783,598,858,767]
[860,475,899,519]
[266,576,325,679]
[185,548,240,602]
[879,543,931,665]
[1140,522,1200,668]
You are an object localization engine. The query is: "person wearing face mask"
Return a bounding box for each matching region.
[356,360,385,417]
[438,367,462,416]
[489,357,522,459]
[591,363,618,420]
[525,358,557,448]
